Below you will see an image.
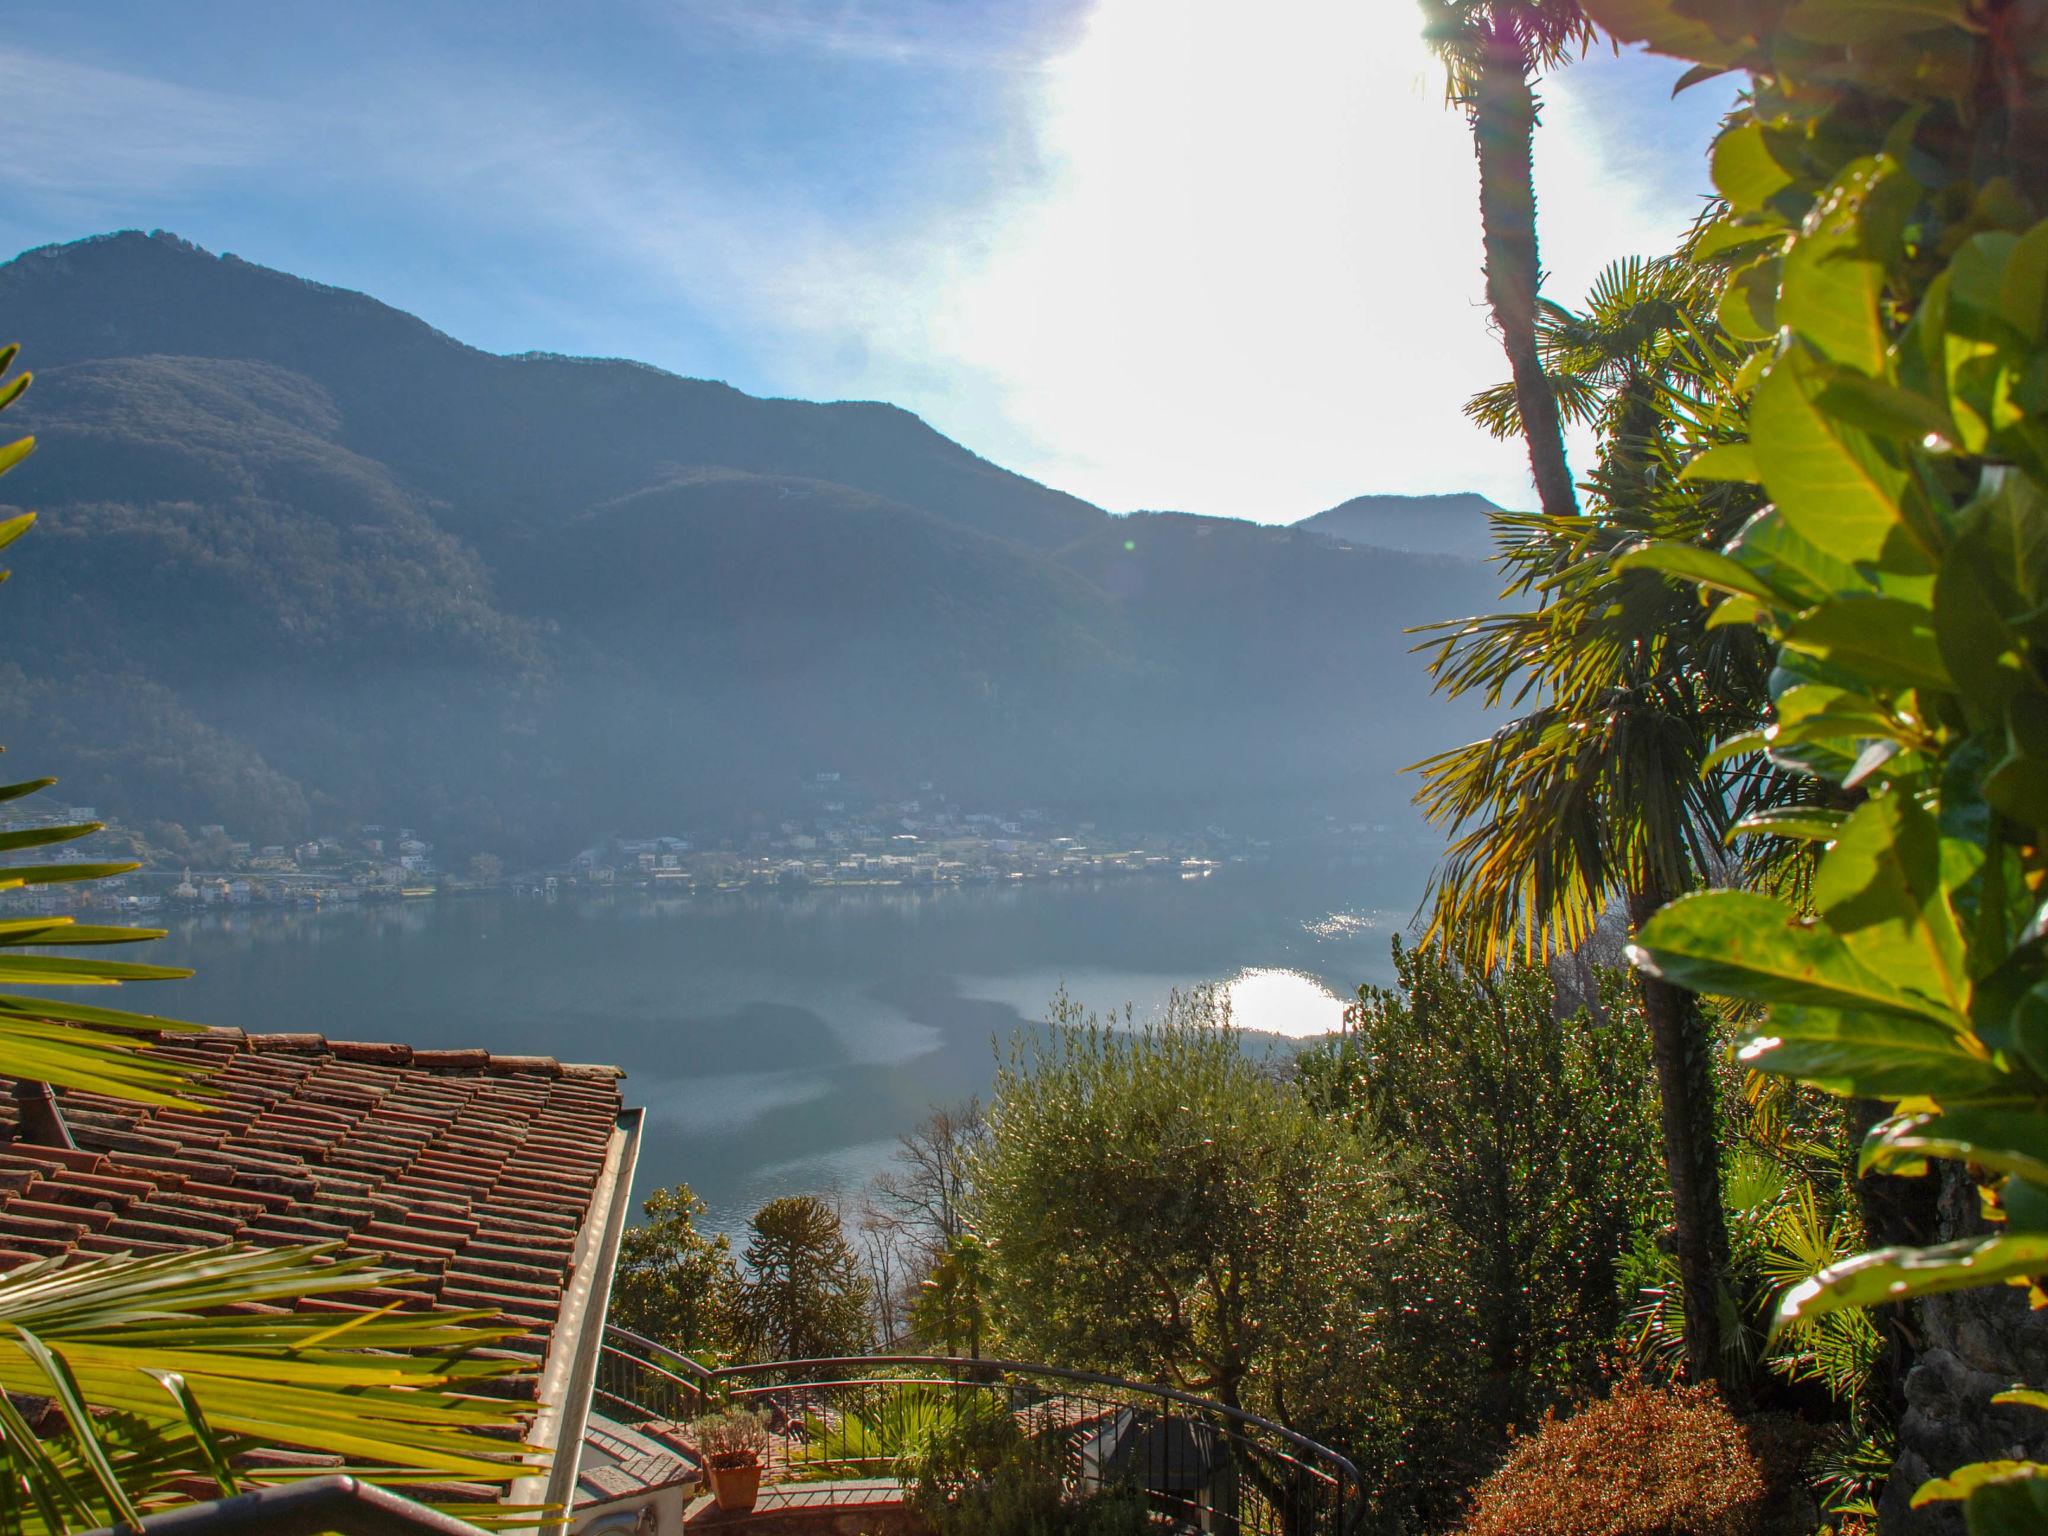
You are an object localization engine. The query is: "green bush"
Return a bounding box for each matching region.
[1298,941,1660,1422]
[902,1407,1148,1536]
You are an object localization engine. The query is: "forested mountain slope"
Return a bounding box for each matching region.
[0,232,1497,854]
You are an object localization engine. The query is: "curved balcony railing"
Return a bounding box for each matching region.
[595,1325,1365,1536]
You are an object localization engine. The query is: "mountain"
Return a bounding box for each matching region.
[0,232,1498,856]
[1295,491,1509,560]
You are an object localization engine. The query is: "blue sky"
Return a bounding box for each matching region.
[4,1,1730,519]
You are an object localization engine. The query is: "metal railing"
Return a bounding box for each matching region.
[595,1326,1365,1536]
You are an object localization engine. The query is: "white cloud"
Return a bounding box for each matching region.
[750,2,1725,519]
[0,47,288,205]
[0,8,1726,525]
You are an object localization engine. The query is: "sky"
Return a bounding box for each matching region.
[1,1,1732,521]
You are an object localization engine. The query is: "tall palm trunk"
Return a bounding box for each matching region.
[1631,885,1730,1385]
[1471,14,1579,521]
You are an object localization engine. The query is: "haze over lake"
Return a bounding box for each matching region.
[154,853,1425,1233]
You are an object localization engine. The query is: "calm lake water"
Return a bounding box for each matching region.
[143,853,1428,1234]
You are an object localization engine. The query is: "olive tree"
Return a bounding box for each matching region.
[973,989,1480,1518]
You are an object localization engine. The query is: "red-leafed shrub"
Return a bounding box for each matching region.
[1458,1378,1777,1536]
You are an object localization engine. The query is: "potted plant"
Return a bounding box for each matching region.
[691,1406,771,1513]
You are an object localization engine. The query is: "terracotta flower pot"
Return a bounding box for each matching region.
[706,1455,762,1513]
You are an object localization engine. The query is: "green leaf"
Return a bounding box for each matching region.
[1779,158,1894,375]
[148,1369,240,1496]
[1724,505,1872,606]
[0,775,57,803]
[0,822,99,855]
[1751,350,1916,565]
[1678,442,1763,484]
[1814,374,1958,443]
[1612,540,1779,601]
[1726,808,1847,843]
[1783,596,1952,693]
[1693,216,1787,261]
[1579,0,1757,63]
[1862,1110,2048,1185]
[1991,1390,2048,1411]
[0,439,33,479]
[1739,1006,2014,1099]
[1713,123,1797,214]
[1997,219,2048,342]
[1777,1233,2048,1328]
[1964,1472,2048,1534]
[1720,256,1782,341]
[1811,792,1971,1015]
[8,1325,143,1529]
[1781,0,1973,44]
[1631,889,1957,1025]
[0,860,140,887]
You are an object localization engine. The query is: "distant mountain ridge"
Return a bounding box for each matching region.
[0,232,1498,855]
[1295,491,1510,560]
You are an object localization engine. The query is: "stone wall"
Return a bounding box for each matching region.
[1880,1168,2048,1533]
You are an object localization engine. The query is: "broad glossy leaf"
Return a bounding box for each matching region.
[1812,792,1971,1015]
[1779,158,1894,374]
[1740,1007,2012,1099]
[1862,1110,2048,1185]
[1720,257,1782,341]
[1777,1233,2048,1326]
[1679,442,1763,484]
[1815,374,1957,442]
[1986,693,2048,831]
[1963,1472,2048,1533]
[1713,122,1798,214]
[1693,216,1788,261]
[1751,350,1916,564]
[1580,0,1756,63]
[1611,540,1778,601]
[1726,808,1846,843]
[1781,0,1972,44]
[1724,505,1872,605]
[1783,596,1951,693]
[1997,218,2048,342]
[1632,889,1956,1024]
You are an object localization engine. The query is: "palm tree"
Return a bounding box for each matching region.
[1412,253,1779,1384]
[0,345,537,1529]
[1421,0,1594,521]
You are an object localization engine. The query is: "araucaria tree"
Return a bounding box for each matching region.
[735,1195,874,1362]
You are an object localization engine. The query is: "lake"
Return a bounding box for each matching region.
[145,852,1429,1234]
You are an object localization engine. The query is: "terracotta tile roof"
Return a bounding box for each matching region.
[0,1028,627,1358]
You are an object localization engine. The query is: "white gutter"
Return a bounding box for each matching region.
[511,1104,645,1525]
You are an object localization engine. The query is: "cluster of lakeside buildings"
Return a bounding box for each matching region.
[2,777,1330,915]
